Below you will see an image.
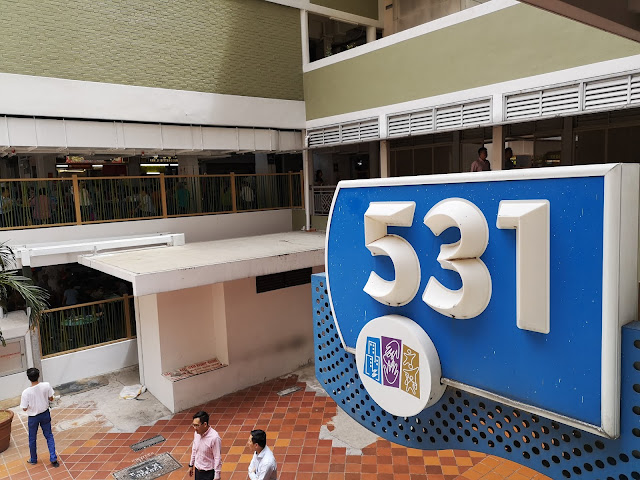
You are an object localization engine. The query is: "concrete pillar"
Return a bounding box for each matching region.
[178,156,199,176]
[492,125,505,171]
[380,140,390,178]
[255,153,269,174]
[452,131,461,172]
[128,157,141,176]
[561,117,573,166]
[369,142,380,178]
[366,26,376,43]
[34,154,56,178]
[302,146,311,231]
[300,10,310,65]
[383,0,394,36]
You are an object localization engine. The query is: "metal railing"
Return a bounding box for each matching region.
[38,295,135,357]
[311,185,337,215]
[0,171,305,230]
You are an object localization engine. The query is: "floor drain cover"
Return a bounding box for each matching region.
[277,386,302,396]
[130,435,166,452]
[113,452,181,479]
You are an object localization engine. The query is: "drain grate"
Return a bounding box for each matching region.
[130,435,166,452]
[113,453,181,480]
[277,386,302,396]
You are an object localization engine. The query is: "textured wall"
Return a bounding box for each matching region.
[0,0,303,100]
[304,2,640,119]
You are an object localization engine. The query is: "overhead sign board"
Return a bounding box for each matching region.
[325,164,639,438]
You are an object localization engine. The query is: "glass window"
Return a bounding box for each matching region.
[574,130,606,165]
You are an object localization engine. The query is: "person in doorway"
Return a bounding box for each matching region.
[189,411,222,480]
[471,147,491,172]
[504,147,517,170]
[20,368,59,467]
[314,169,324,186]
[63,283,79,306]
[248,429,277,480]
[30,188,51,224]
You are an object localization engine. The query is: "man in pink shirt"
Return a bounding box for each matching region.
[189,411,222,480]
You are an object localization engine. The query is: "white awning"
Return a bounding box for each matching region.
[13,233,185,268]
[78,231,325,296]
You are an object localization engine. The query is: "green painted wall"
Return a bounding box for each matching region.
[304,3,640,119]
[1,0,303,100]
[311,0,378,20]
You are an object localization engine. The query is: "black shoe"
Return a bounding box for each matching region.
[27,460,37,465]
[51,461,60,468]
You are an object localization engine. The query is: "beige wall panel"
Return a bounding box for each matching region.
[303,3,640,120]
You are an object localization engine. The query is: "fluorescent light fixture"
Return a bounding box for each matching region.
[170,163,179,166]
[141,163,169,167]
[92,165,103,169]
[56,164,68,168]
[146,171,161,175]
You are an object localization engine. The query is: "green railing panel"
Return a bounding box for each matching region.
[0,179,76,228]
[39,296,135,357]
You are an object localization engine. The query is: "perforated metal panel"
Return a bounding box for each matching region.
[312,273,640,480]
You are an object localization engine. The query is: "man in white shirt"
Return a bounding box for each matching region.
[248,429,277,480]
[20,368,59,467]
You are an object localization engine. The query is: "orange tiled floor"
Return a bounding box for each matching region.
[0,375,550,480]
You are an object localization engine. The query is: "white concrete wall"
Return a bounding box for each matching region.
[171,274,319,411]
[135,294,174,409]
[41,339,138,387]
[1,210,293,254]
[156,285,218,373]
[0,311,35,401]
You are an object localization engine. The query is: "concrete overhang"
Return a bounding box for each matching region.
[78,231,326,296]
[519,0,640,42]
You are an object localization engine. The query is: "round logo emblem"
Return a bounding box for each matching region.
[355,315,445,417]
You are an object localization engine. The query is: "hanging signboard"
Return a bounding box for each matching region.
[325,164,639,439]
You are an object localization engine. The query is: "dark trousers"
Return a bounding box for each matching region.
[195,468,215,480]
[28,409,57,463]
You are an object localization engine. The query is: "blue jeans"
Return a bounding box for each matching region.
[27,410,57,463]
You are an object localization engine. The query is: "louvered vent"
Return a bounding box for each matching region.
[307,130,324,148]
[340,123,360,143]
[505,92,541,120]
[540,85,580,115]
[462,101,491,126]
[629,74,640,104]
[410,110,434,134]
[388,114,411,137]
[358,120,379,140]
[307,120,379,148]
[435,105,462,130]
[584,77,629,110]
[323,126,340,145]
[387,110,434,137]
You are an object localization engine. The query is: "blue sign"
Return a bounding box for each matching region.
[325,165,638,438]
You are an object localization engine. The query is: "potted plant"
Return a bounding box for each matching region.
[0,243,49,453]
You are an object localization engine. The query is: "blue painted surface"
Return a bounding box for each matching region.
[313,273,640,480]
[326,177,604,426]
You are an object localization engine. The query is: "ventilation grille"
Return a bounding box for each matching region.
[584,77,630,110]
[506,72,640,122]
[541,85,580,115]
[307,119,379,148]
[387,99,490,138]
